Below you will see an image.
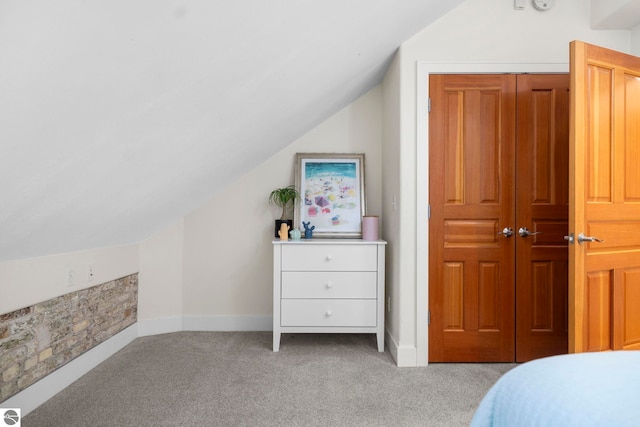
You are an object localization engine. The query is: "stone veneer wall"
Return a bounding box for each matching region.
[0,273,138,402]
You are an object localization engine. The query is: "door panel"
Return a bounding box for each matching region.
[570,41,640,353]
[429,74,516,362]
[515,74,569,362]
[615,269,640,350]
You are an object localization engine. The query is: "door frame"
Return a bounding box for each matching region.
[416,61,569,365]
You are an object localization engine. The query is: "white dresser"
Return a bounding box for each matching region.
[272,239,386,352]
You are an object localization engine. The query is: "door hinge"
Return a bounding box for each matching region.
[428,310,431,326]
[428,98,431,113]
[428,204,431,220]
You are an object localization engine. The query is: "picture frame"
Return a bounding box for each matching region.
[294,153,366,238]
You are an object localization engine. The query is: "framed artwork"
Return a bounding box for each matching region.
[294,153,366,238]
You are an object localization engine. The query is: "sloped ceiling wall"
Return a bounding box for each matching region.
[4,1,640,263]
[591,0,640,28]
[0,0,466,261]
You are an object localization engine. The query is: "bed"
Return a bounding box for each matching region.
[471,351,640,427]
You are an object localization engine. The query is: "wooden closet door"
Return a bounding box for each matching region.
[515,74,570,362]
[429,74,516,362]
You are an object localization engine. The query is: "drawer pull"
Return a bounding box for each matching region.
[326,282,333,289]
[326,254,333,261]
[326,310,333,317]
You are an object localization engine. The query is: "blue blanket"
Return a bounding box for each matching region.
[471,351,640,427]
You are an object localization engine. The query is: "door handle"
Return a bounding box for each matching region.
[518,227,541,237]
[577,233,604,245]
[497,227,514,238]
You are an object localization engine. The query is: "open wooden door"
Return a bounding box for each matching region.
[569,41,640,352]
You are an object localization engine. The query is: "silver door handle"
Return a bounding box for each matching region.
[518,227,541,237]
[497,227,514,238]
[578,233,604,245]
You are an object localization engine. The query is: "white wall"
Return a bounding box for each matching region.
[0,244,138,315]
[381,52,409,364]
[179,85,382,324]
[137,220,184,334]
[382,0,631,366]
[2,86,382,332]
[632,23,640,54]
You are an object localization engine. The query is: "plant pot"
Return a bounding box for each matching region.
[274,220,293,238]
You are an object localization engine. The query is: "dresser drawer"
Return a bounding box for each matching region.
[281,271,376,299]
[281,299,376,327]
[281,244,377,271]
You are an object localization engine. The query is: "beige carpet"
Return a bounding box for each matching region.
[23,332,514,427]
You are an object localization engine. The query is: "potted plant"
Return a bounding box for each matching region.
[269,185,301,238]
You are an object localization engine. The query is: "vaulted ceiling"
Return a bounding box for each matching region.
[0,0,465,261]
[3,0,640,262]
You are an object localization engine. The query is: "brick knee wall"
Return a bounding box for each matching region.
[0,273,138,401]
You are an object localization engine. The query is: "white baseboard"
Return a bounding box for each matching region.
[137,315,272,334]
[385,329,417,367]
[182,315,272,331]
[3,323,138,416]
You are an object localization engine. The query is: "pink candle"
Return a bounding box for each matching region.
[362,216,379,241]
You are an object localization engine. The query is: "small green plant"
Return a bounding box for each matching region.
[269,185,301,220]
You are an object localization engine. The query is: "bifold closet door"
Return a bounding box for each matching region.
[428,74,517,362]
[515,74,569,362]
[429,73,569,363]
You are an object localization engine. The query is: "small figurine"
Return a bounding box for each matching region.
[278,222,290,241]
[302,221,315,239]
[290,228,301,240]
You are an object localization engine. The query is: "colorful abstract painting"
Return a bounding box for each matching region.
[295,154,365,237]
